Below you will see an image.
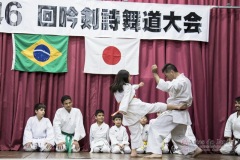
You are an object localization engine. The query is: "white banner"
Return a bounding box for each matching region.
[0,0,211,41]
[84,37,140,75]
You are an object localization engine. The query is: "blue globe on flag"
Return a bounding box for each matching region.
[33,44,50,62]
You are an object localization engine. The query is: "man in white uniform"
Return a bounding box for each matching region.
[146,64,202,158]
[53,95,86,153]
[172,125,197,154]
[220,97,240,155]
[109,113,131,154]
[149,111,173,154]
[90,109,110,153]
[23,103,54,151]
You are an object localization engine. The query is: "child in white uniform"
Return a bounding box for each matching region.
[23,103,54,151]
[109,113,131,154]
[136,116,149,154]
[90,109,110,153]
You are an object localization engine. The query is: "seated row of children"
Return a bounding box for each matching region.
[22,95,196,154]
[23,96,131,153]
[24,95,240,155]
[23,95,86,152]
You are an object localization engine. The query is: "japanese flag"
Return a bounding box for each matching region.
[84,37,140,75]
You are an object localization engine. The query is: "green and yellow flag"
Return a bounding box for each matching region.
[12,34,69,73]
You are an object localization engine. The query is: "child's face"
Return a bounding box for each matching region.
[235,101,240,111]
[128,75,132,82]
[62,99,73,112]
[140,116,148,125]
[157,112,162,117]
[113,118,122,127]
[35,108,45,119]
[95,112,104,123]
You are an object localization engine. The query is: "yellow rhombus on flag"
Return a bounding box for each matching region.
[21,39,62,67]
[12,34,69,73]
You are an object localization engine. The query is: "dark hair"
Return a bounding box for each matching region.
[95,109,104,116]
[110,70,130,93]
[34,103,46,111]
[112,113,123,120]
[235,97,240,102]
[61,95,71,104]
[162,63,178,73]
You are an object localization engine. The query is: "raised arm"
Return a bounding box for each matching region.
[152,64,161,84]
[118,84,134,114]
[132,82,144,90]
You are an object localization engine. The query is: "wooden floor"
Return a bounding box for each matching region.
[0,151,239,160]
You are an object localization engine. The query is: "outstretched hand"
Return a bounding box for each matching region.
[119,111,127,115]
[73,140,80,150]
[139,82,144,87]
[45,143,53,150]
[152,64,158,74]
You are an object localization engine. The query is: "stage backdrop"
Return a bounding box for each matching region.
[1,0,240,152]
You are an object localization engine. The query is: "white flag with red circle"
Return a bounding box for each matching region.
[84,37,140,75]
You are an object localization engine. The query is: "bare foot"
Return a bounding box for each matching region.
[130,149,138,157]
[191,147,202,158]
[130,153,143,158]
[130,154,137,157]
[144,154,162,159]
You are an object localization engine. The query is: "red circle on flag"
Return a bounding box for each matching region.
[102,46,121,65]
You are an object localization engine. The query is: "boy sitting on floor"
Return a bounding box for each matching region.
[23,103,54,151]
[90,109,110,153]
[109,113,131,154]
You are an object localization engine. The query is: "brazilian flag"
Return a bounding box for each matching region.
[12,34,69,73]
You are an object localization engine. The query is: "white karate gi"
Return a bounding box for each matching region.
[147,74,198,155]
[136,124,149,153]
[114,83,167,149]
[23,116,54,152]
[109,125,131,154]
[161,134,171,154]
[220,112,240,155]
[53,107,86,152]
[149,115,172,154]
[90,122,110,153]
[172,125,196,154]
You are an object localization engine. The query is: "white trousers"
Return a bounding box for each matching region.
[161,142,169,154]
[23,138,52,152]
[146,115,198,155]
[220,141,240,155]
[92,145,110,153]
[128,102,167,149]
[136,147,145,154]
[111,145,131,154]
[172,134,196,155]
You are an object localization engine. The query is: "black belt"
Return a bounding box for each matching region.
[230,138,240,154]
